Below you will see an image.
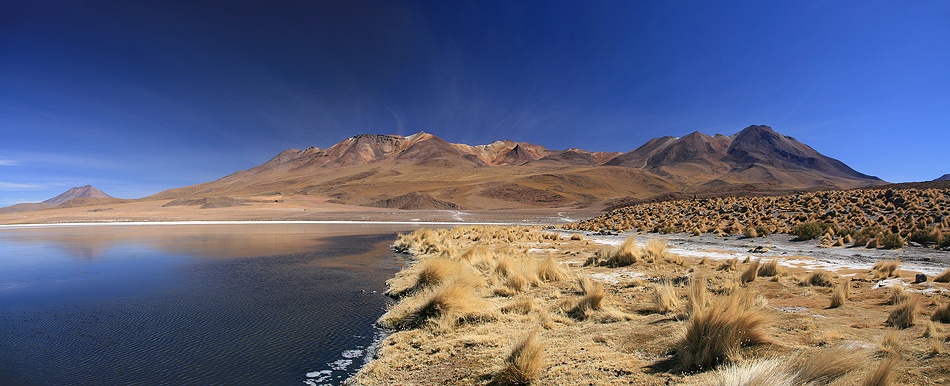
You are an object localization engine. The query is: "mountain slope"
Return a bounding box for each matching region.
[0,185,115,213]
[146,126,883,211]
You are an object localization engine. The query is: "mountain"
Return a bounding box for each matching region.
[43,185,113,206]
[0,185,115,213]
[146,125,883,211]
[935,174,950,182]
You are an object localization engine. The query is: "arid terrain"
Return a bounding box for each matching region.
[0,125,887,225]
[349,225,950,385]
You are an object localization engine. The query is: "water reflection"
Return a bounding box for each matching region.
[0,223,415,260]
[0,223,428,385]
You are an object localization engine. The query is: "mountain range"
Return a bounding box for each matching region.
[147,125,883,210]
[1,125,890,214]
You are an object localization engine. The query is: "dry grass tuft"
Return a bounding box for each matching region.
[687,275,709,317]
[935,268,950,283]
[887,286,909,305]
[861,355,898,386]
[675,290,770,371]
[807,270,833,287]
[757,259,779,277]
[501,296,535,315]
[380,279,493,331]
[537,255,567,282]
[645,238,668,262]
[568,278,606,320]
[740,258,760,284]
[653,281,681,314]
[886,297,919,329]
[933,301,950,323]
[717,258,737,271]
[872,260,900,280]
[829,278,851,308]
[716,347,866,386]
[496,328,544,385]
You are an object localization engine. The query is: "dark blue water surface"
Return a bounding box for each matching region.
[0,223,422,385]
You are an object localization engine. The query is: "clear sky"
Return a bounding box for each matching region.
[2,0,948,205]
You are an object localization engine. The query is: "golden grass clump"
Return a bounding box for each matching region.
[757,259,779,277]
[568,277,606,320]
[861,355,898,386]
[807,270,833,287]
[933,301,950,323]
[717,258,737,271]
[570,233,583,241]
[644,238,668,262]
[687,275,709,316]
[416,258,464,289]
[537,255,567,282]
[829,278,851,308]
[934,268,950,283]
[887,286,909,305]
[675,290,770,371]
[501,296,535,315]
[496,328,544,385]
[740,258,760,284]
[715,347,866,386]
[886,296,919,329]
[872,260,900,279]
[380,279,494,331]
[653,281,681,314]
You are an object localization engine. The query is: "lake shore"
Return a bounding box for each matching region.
[348,225,950,385]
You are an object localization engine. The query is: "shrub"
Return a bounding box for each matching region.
[380,279,493,330]
[879,233,904,249]
[675,291,769,371]
[886,297,919,329]
[716,348,865,386]
[757,259,779,277]
[910,227,939,245]
[887,286,909,305]
[830,278,850,308]
[793,221,825,241]
[933,301,950,323]
[740,259,760,284]
[807,271,833,287]
[872,260,900,279]
[537,255,567,282]
[497,328,544,385]
[653,282,681,314]
[742,226,758,239]
[934,268,950,283]
[861,356,898,386]
[717,258,737,271]
[645,238,668,262]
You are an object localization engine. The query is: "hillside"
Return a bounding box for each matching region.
[148,125,883,211]
[0,185,116,213]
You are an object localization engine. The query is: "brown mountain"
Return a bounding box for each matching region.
[0,185,116,213]
[145,125,883,211]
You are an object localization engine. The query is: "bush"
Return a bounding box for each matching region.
[792,221,825,241]
[879,233,904,249]
[497,329,545,385]
[675,291,769,371]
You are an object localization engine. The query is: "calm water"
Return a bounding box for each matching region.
[0,223,424,385]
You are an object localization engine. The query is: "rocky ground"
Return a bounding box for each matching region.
[349,225,950,385]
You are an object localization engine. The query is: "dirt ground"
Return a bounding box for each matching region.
[349,226,950,385]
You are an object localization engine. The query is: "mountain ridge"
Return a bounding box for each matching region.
[146,125,885,210]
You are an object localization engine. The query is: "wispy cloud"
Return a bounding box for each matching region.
[0,160,20,166]
[0,182,46,190]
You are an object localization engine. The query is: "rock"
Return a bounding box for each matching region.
[915,273,927,283]
[748,246,770,253]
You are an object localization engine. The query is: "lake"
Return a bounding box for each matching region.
[0,222,427,385]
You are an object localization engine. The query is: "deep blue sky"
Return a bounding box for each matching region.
[2,1,949,205]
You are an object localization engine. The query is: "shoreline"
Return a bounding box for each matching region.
[347,225,950,385]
